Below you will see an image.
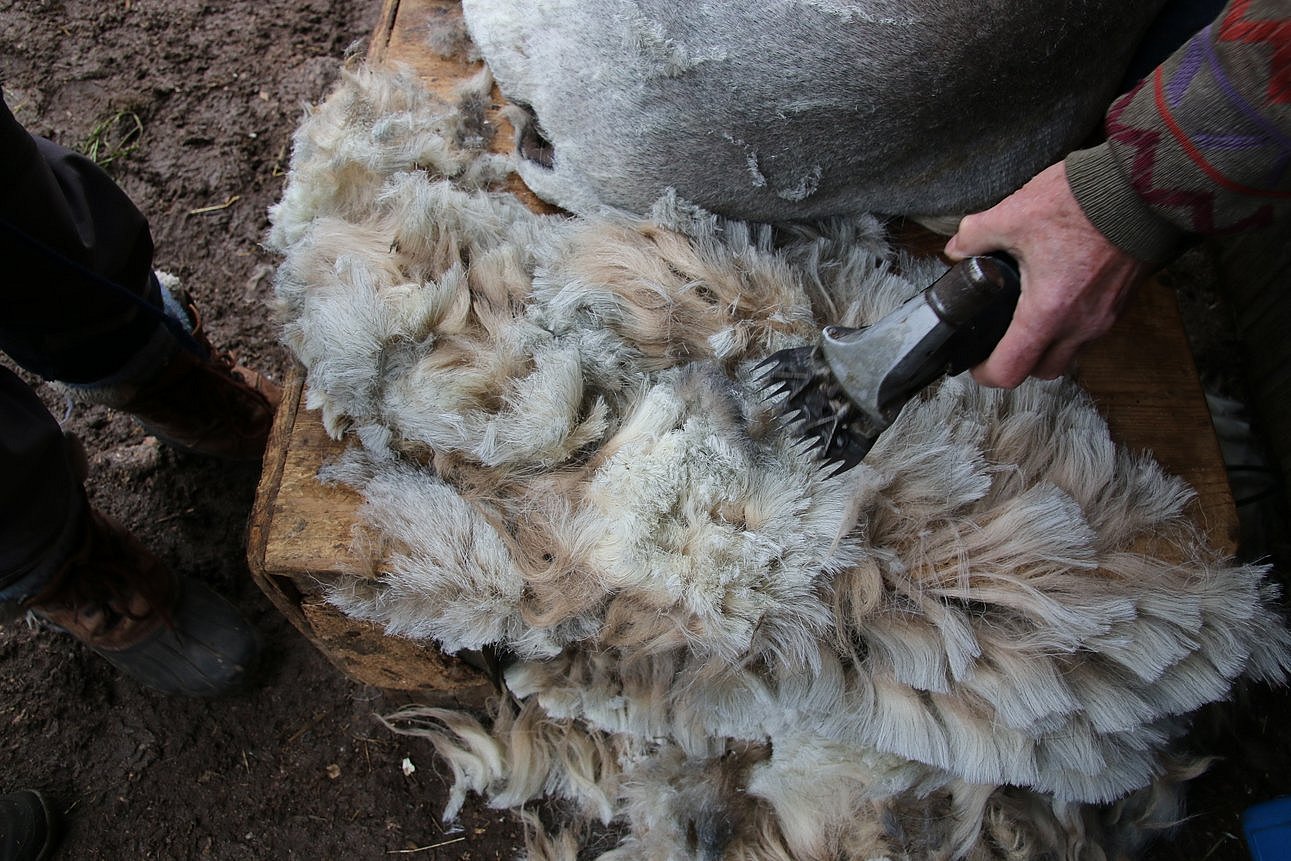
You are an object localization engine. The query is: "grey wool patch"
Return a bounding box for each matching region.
[268,64,1291,860]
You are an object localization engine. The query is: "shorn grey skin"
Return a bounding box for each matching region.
[461,0,1167,223]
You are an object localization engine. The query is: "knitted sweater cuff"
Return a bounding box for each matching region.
[1064,144,1190,267]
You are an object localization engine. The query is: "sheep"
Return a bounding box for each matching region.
[459,0,1168,225]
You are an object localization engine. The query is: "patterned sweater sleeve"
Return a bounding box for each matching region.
[1064,0,1291,265]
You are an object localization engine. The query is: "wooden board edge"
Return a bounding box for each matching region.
[367,0,402,64]
[246,361,306,579]
[1151,285,1238,555]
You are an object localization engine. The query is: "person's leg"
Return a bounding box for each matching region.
[0,368,260,695]
[0,368,85,603]
[0,94,267,694]
[0,91,279,461]
[0,93,164,383]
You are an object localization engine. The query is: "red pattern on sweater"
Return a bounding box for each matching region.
[1219,0,1291,104]
[1107,79,1277,234]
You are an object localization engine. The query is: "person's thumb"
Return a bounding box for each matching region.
[944,212,997,260]
[943,233,966,260]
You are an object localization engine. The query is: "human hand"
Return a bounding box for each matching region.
[944,161,1153,388]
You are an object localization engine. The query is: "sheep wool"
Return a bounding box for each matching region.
[268,63,1291,860]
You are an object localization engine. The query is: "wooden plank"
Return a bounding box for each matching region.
[1076,282,1238,551]
[367,0,401,64]
[250,367,363,578]
[297,598,495,695]
[248,363,496,700]
[247,0,1239,693]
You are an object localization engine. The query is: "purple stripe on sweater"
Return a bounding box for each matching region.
[1166,33,1206,107]
[1199,22,1291,154]
[1195,132,1272,149]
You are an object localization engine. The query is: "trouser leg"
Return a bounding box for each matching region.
[0,368,87,600]
[0,92,278,466]
[0,364,263,695]
[0,90,178,385]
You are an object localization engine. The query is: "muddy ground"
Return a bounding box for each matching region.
[0,1,1287,859]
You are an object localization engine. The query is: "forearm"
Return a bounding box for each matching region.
[1066,0,1291,265]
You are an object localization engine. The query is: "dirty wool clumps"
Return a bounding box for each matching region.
[268,64,1291,860]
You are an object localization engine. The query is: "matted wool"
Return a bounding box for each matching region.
[268,64,1291,860]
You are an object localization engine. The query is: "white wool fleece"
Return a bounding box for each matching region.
[268,63,1291,860]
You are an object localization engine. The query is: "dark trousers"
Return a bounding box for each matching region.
[0,93,164,593]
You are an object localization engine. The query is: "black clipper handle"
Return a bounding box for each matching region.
[924,252,1021,375]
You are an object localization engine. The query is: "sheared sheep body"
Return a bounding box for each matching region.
[459,0,1167,223]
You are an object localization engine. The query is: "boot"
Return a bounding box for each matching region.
[24,508,259,697]
[0,790,58,861]
[113,298,281,461]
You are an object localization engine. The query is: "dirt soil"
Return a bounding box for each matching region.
[0,2,1287,859]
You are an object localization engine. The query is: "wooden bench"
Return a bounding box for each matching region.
[246,0,1238,699]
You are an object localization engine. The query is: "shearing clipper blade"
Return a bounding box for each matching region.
[755,341,878,474]
[759,254,1021,475]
